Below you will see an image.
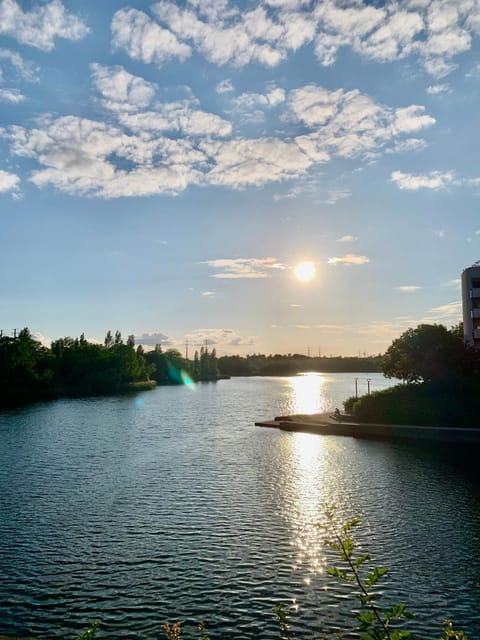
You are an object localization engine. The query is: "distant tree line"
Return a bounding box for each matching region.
[0,329,219,407]
[344,322,480,427]
[218,353,382,377]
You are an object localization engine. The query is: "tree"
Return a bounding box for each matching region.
[104,330,113,349]
[381,323,465,383]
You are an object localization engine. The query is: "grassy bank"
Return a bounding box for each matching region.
[344,381,480,427]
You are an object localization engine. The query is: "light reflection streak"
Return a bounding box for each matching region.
[285,372,331,415]
[287,433,329,577]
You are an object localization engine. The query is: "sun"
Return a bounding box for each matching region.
[294,261,316,282]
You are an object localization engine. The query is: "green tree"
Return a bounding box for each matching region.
[381,324,465,383]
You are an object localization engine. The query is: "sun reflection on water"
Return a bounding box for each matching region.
[285,372,332,415]
[287,433,329,577]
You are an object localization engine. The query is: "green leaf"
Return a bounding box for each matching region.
[357,610,375,630]
[355,553,370,569]
[390,631,413,640]
[365,566,388,588]
[343,518,361,534]
[327,566,348,580]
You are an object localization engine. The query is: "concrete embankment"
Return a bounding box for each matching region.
[255,413,480,444]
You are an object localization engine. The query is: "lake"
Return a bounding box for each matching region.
[0,373,479,639]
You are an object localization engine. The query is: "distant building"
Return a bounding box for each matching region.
[461,262,480,348]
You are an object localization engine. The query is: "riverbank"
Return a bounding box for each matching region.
[255,412,480,444]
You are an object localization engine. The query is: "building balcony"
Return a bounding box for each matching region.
[470,288,480,298]
[472,309,480,318]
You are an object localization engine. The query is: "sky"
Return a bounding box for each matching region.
[1,0,480,356]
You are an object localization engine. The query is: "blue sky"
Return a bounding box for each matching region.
[1,0,480,355]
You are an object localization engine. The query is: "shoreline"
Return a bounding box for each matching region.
[255,412,480,444]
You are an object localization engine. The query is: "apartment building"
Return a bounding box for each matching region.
[461,262,480,348]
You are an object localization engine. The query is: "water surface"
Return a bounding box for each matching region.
[0,373,479,639]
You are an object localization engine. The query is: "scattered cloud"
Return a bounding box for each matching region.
[328,254,370,265]
[444,278,460,288]
[424,301,462,324]
[202,291,216,296]
[0,88,24,103]
[391,170,456,190]
[320,187,351,204]
[426,83,450,94]
[99,1,480,79]
[215,78,234,94]
[396,285,421,292]
[0,62,438,197]
[31,331,51,347]
[231,85,286,112]
[135,331,175,347]
[337,234,357,243]
[0,48,39,82]
[435,229,446,238]
[91,64,156,112]
[387,138,428,154]
[0,169,20,193]
[202,257,285,279]
[289,303,302,308]
[111,8,191,66]
[0,0,89,51]
[185,328,254,349]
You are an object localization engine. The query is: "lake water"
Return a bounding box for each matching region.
[0,373,479,639]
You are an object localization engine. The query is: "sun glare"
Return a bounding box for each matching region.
[294,261,316,282]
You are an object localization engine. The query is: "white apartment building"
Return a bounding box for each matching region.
[461,262,480,348]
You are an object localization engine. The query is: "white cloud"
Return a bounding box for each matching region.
[135,331,175,348]
[152,2,285,67]
[426,83,450,94]
[320,187,351,204]
[396,285,421,292]
[231,86,286,114]
[328,254,370,265]
[387,138,428,154]
[215,78,234,94]
[31,332,51,347]
[444,278,460,288]
[289,86,435,162]
[0,48,38,82]
[424,300,462,323]
[119,103,232,137]
[111,8,191,66]
[203,257,285,279]
[391,169,455,190]
[202,137,312,188]
[337,235,357,242]
[202,291,216,296]
[0,169,20,193]
[0,0,89,51]
[0,88,24,103]
[185,328,254,350]
[0,74,437,198]
[393,105,436,134]
[3,115,202,198]
[91,64,156,112]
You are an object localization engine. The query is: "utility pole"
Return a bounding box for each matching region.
[354,377,358,398]
[367,378,371,395]
[13,329,17,339]
[185,340,189,360]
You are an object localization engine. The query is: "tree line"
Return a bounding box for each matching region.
[217,353,382,377]
[0,328,219,407]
